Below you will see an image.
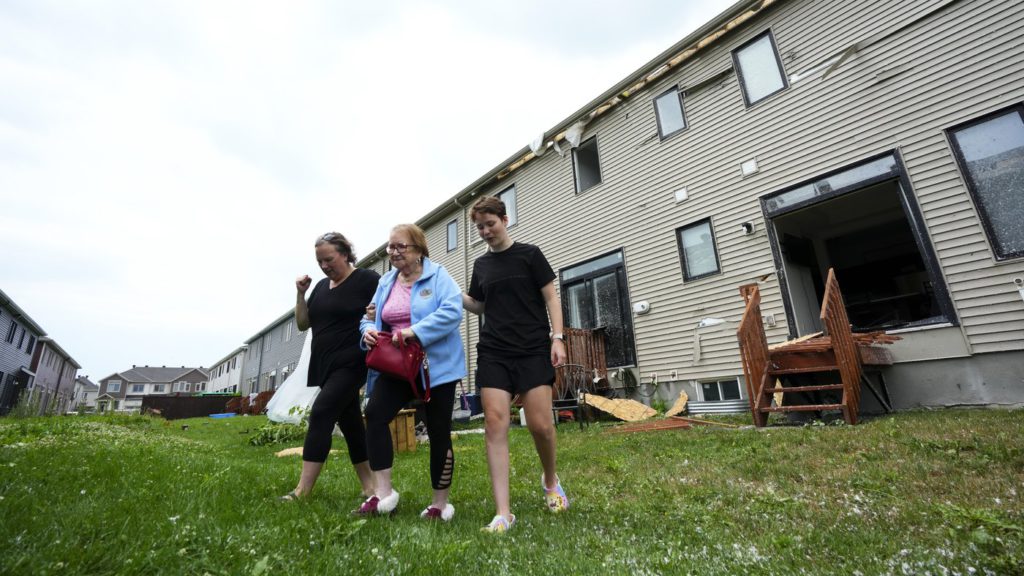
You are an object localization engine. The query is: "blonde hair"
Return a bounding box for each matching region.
[392,223,429,258]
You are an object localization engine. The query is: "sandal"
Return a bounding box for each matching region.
[542,474,569,512]
[481,514,516,533]
[278,490,302,502]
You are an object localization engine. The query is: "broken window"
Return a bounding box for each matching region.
[560,250,637,367]
[677,218,722,281]
[446,219,458,252]
[572,137,602,194]
[732,30,788,106]
[654,87,687,139]
[947,105,1024,260]
[763,153,956,334]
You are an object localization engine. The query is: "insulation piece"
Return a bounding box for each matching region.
[582,393,657,421]
[665,391,689,417]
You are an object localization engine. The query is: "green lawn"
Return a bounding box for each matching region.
[1,409,1022,575]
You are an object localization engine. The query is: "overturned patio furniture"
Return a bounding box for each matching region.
[736,268,898,427]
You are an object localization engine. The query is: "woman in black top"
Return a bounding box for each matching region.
[281,232,380,501]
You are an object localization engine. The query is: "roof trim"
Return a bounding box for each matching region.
[0,287,47,335]
[358,0,780,266]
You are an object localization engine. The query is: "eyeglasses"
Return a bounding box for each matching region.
[385,242,417,254]
[319,233,337,242]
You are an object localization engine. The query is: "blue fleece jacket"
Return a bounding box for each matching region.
[360,257,467,392]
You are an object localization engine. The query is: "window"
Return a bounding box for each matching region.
[733,30,788,106]
[25,335,35,353]
[195,382,206,392]
[284,322,292,342]
[572,137,602,193]
[654,87,687,139]
[700,379,743,402]
[947,105,1024,260]
[5,321,15,343]
[17,329,25,348]
[263,334,271,352]
[176,382,190,393]
[560,251,637,367]
[107,380,122,393]
[231,357,237,370]
[498,186,518,227]
[447,219,458,252]
[677,219,722,281]
[131,384,145,394]
[153,384,165,393]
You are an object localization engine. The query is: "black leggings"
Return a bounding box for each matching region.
[302,367,368,464]
[365,376,457,490]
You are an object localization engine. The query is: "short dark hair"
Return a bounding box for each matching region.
[470,196,506,220]
[314,232,356,264]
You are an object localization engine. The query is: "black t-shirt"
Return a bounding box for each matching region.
[468,242,555,356]
[306,268,380,387]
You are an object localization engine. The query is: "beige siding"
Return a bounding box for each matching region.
[364,0,1024,387]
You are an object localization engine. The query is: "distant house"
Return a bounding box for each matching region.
[96,366,210,413]
[241,310,306,395]
[72,376,99,411]
[357,0,1024,411]
[208,346,247,394]
[1,288,79,416]
[29,337,81,415]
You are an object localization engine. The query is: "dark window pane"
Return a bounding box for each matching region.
[701,382,721,401]
[720,380,741,400]
[573,138,602,193]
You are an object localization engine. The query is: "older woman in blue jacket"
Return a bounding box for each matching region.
[357,223,466,520]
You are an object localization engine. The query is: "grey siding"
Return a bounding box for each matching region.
[361,0,1024,394]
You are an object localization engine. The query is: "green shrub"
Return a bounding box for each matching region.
[247,422,306,446]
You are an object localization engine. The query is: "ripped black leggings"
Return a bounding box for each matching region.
[365,376,457,490]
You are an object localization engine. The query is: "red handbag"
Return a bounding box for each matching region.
[365,331,431,401]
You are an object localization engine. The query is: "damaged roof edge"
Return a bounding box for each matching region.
[359,0,778,266]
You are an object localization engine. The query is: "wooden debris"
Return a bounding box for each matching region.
[668,416,741,429]
[665,391,689,417]
[582,394,657,422]
[607,418,691,434]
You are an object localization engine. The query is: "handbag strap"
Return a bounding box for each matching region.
[397,332,431,403]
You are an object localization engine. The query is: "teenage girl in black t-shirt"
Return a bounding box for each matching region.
[280,232,379,502]
[462,197,570,533]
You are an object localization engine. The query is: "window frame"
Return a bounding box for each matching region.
[107,380,122,393]
[654,86,688,140]
[699,378,744,402]
[130,384,145,394]
[945,103,1024,261]
[572,136,603,194]
[676,218,723,282]
[559,249,638,368]
[446,219,459,253]
[732,29,789,107]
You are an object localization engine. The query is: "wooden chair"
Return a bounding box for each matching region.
[736,269,864,426]
[551,363,591,428]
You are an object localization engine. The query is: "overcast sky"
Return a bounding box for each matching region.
[1,0,737,381]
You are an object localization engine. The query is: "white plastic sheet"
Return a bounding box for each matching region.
[265,331,318,424]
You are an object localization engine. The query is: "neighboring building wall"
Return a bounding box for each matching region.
[359,0,1024,408]
[243,311,307,395]
[29,338,80,415]
[0,291,47,415]
[208,347,246,394]
[72,377,99,411]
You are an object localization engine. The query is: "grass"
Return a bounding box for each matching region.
[1,408,1022,575]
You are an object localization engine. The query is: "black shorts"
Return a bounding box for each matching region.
[476,354,554,396]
